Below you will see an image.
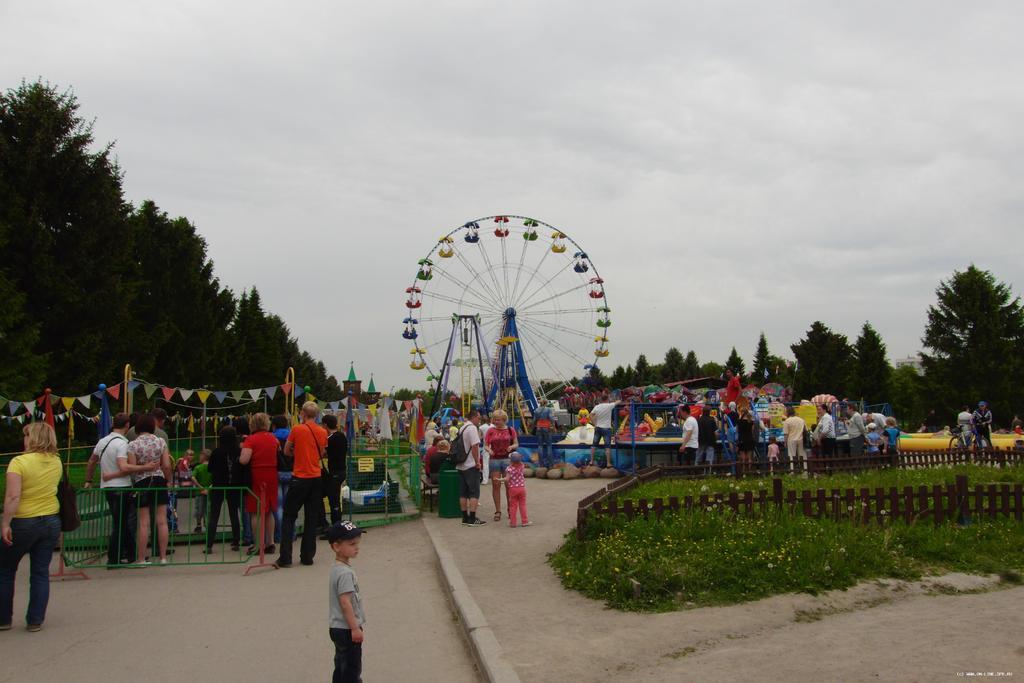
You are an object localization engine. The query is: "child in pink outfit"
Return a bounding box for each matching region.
[504,452,531,528]
[767,436,780,473]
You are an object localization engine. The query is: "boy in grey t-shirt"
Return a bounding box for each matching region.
[328,521,366,682]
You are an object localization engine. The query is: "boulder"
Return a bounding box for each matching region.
[522,467,534,478]
[582,465,603,478]
[600,467,621,478]
[562,464,581,479]
[533,467,549,479]
[546,468,564,480]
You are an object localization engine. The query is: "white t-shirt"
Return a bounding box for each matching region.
[94,433,131,488]
[957,411,973,432]
[590,402,616,430]
[456,424,481,471]
[681,416,699,449]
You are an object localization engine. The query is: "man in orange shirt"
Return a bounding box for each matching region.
[277,401,328,568]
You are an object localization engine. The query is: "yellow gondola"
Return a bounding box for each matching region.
[594,349,609,357]
[410,360,426,370]
[594,336,609,343]
[410,347,425,355]
[439,246,454,258]
[496,336,519,346]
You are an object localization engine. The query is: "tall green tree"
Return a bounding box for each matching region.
[752,333,771,382]
[608,365,628,389]
[701,361,724,378]
[0,80,136,388]
[848,322,891,405]
[634,354,652,385]
[725,347,745,378]
[790,321,853,398]
[920,266,1024,424]
[681,351,700,379]
[660,347,684,383]
[889,364,925,427]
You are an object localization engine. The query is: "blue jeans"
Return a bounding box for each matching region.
[274,471,294,544]
[330,627,363,682]
[696,446,716,466]
[536,429,554,467]
[1,514,61,627]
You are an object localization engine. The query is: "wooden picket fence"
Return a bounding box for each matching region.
[575,448,1024,540]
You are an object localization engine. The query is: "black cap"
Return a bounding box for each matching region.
[327,521,365,542]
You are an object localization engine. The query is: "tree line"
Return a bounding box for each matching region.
[0,81,341,403]
[598,266,1024,428]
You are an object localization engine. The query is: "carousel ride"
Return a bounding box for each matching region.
[403,215,609,430]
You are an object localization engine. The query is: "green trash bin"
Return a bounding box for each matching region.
[438,467,462,518]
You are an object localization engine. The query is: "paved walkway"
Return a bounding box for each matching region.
[424,477,1024,682]
[2,519,478,683]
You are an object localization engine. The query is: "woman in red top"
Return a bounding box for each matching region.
[483,409,518,522]
[239,413,279,554]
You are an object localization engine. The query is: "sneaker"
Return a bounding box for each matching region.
[509,524,517,528]
[274,559,292,569]
[464,518,487,527]
[159,559,169,565]
[134,561,152,567]
[522,521,533,527]
[0,623,11,631]
[27,624,42,632]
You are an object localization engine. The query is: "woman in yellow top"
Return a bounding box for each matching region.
[1,423,63,632]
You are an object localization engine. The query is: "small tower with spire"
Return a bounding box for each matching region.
[364,374,381,404]
[343,362,362,402]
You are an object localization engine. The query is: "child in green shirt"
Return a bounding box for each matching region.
[192,450,212,534]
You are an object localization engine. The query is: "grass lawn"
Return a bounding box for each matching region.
[551,503,1024,612]
[624,464,1024,502]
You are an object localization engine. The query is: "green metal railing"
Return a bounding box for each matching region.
[64,485,259,568]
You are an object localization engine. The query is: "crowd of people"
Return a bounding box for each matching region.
[77,401,350,568]
[422,408,533,528]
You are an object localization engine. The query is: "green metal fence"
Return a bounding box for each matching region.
[64,485,259,568]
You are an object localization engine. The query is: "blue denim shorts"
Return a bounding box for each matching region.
[488,459,509,474]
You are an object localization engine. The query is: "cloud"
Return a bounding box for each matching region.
[2,0,1021,390]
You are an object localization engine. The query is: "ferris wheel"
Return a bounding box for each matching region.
[402,215,610,412]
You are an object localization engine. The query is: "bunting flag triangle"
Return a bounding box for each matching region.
[213,391,228,404]
[264,386,278,399]
[329,401,339,410]
[15,414,25,424]
[127,380,141,392]
[77,394,92,409]
[179,389,194,402]
[279,383,293,396]
[9,401,21,415]
[248,388,262,401]
[143,383,158,399]
[316,400,327,409]
[61,397,75,411]
[196,390,211,404]
[50,393,61,406]
[0,398,6,412]
[107,384,121,400]
[161,387,176,401]
[294,386,305,398]
[230,390,245,402]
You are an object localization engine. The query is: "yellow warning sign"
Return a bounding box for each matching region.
[357,458,374,473]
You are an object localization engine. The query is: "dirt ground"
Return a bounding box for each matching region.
[1,519,478,683]
[424,477,1024,682]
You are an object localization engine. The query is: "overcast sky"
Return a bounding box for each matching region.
[3,1,1022,392]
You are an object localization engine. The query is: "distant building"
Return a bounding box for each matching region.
[893,355,924,374]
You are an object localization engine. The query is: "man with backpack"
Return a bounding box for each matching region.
[451,410,485,527]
